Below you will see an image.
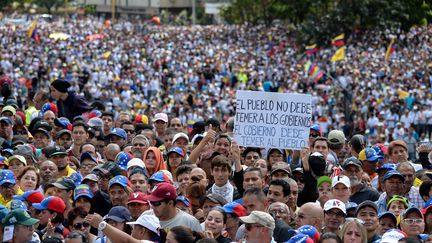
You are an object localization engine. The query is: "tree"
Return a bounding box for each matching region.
[34,0,64,14]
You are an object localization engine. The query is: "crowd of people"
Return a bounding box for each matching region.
[0,14,431,243]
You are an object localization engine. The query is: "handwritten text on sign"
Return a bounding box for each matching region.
[234,91,312,150]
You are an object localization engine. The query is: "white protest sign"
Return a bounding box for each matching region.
[234,91,312,150]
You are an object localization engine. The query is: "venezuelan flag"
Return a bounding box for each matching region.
[27,20,40,43]
[332,34,345,46]
[385,38,395,61]
[187,120,195,133]
[305,44,318,55]
[149,16,161,26]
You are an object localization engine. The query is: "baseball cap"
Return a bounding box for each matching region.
[0,170,16,186]
[114,151,134,171]
[0,205,10,220]
[33,196,66,214]
[1,105,16,115]
[144,182,177,202]
[47,146,67,157]
[355,200,377,216]
[346,202,358,212]
[9,199,27,210]
[172,132,189,144]
[317,176,332,187]
[109,175,131,189]
[51,177,76,191]
[54,117,72,130]
[13,190,44,204]
[310,124,321,135]
[81,173,99,183]
[127,158,146,170]
[387,195,409,209]
[14,145,36,160]
[154,113,168,123]
[32,128,50,138]
[80,152,97,164]
[0,116,12,125]
[382,170,405,182]
[379,211,397,226]
[401,207,423,220]
[372,144,386,162]
[222,202,246,217]
[176,196,190,207]
[331,175,351,188]
[343,157,362,169]
[74,184,93,201]
[324,199,346,215]
[327,130,346,149]
[2,209,39,226]
[295,225,320,243]
[240,211,275,230]
[56,129,72,139]
[376,164,396,173]
[105,206,132,222]
[8,155,27,166]
[308,152,326,177]
[148,171,171,184]
[202,193,227,206]
[41,103,58,114]
[191,134,204,145]
[349,134,366,152]
[271,162,291,175]
[286,233,314,243]
[127,214,161,236]
[134,114,149,125]
[127,192,148,205]
[108,128,127,140]
[167,147,185,158]
[88,117,104,128]
[358,148,379,162]
[380,229,407,243]
[0,156,7,165]
[34,120,53,131]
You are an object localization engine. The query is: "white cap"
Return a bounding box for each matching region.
[127,214,161,236]
[127,158,146,170]
[331,175,351,188]
[324,199,346,215]
[172,132,189,144]
[380,229,407,243]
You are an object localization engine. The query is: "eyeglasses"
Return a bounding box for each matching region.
[294,176,304,183]
[245,224,265,231]
[125,129,135,134]
[403,218,423,225]
[73,222,90,229]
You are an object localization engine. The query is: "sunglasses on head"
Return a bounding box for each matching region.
[73,222,90,229]
[245,224,265,231]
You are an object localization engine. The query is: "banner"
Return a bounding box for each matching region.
[234,91,312,150]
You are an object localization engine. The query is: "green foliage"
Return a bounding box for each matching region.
[34,0,64,14]
[220,0,432,41]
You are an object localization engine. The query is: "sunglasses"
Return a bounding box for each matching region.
[150,201,165,207]
[294,176,304,183]
[245,224,265,231]
[309,133,319,138]
[73,222,90,229]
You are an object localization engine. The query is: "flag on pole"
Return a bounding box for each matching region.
[305,44,318,55]
[332,34,345,46]
[27,20,40,43]
[304,61,325,83]
[149,16,161,26]
[331,47,345,62]
[385,38,396,61]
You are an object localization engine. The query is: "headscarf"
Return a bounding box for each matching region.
[143,147,166,176]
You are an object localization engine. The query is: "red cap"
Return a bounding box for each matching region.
[144,182,177,202]
[26,191,45,204]
[127,192,149,205]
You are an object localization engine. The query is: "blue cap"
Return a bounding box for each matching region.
[80,152,97,164]
[346,202,358,211]
[105,206,132,222]
[70,172,83,186]
[0,116,12,125]
[222,201,246,217]
[148,171,170,183]
[376,164,396,172]
[359,148,379,161]
[9,199,27,210]
[382,170,405,182]
[286,233,314,243]
[310,124,321,134]
[167,147,185,158]
[176,196,190,207]
[54,117,71,129]
[378,211,397,225]
[74,184,93,201]
[109,175,130,189]
[109,128,127,140]
[114,152,133,171]
[0,170,16,186]
[2,148,13,155]
[372,144,385,162]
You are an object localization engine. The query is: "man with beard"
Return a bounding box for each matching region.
[131,135,149,159]
[342,157,380,204]
[46,145,76,177]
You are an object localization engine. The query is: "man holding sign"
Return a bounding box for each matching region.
[234,91,313,150]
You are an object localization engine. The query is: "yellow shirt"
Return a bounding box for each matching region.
[0,187,24,206]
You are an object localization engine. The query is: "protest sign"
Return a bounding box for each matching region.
[234,91,312,150]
